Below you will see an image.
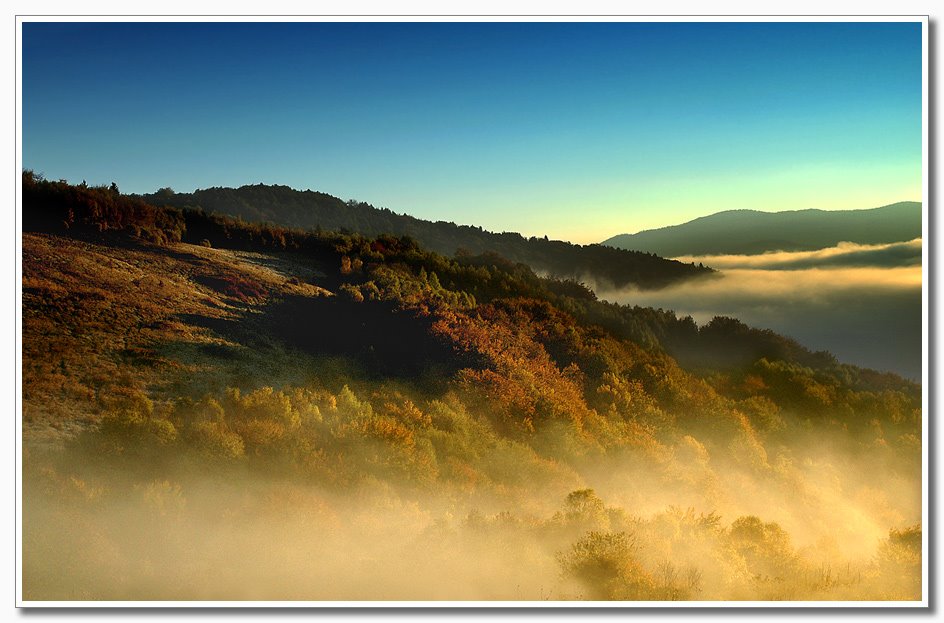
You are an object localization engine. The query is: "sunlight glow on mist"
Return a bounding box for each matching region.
[597,240,922,379]
[673,238,923,272]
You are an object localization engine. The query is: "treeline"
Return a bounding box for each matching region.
[137,181,713,290]
[22,171,186,244]
[22,172,919,418]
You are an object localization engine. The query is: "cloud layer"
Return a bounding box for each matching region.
[673,238,922,271]
[599,240,923,379]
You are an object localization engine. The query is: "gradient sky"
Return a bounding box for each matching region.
[21,21,923,244]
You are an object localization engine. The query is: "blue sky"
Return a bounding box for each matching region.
[22,21,922,243]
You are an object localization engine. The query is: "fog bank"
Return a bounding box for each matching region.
[600,240,922,379]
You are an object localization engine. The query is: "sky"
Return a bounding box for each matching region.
[21,21,923,244]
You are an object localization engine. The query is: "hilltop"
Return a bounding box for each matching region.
[137,183,712,290]
[602,202,922,257]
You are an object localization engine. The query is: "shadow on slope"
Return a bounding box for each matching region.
[259,295,476,385]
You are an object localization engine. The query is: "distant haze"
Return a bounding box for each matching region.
[597,238,922,380]
[602,202,922,257]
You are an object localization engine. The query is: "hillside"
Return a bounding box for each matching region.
[602,202,922,257]
[21,174,922,601]
[136,183,713,290]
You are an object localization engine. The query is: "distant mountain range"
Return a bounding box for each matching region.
[602,202,922,257]
[137,184,711,290]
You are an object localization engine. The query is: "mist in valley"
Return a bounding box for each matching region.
[598,239,923,380]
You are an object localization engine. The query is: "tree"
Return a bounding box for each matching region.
[563,489,607,526]
[557,531,655,600]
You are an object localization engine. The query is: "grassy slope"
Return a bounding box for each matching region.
[22,232,331,444]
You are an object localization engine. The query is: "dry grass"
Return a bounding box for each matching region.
[22,233,331,446]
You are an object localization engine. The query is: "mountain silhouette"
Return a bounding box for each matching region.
[602,202,921,257]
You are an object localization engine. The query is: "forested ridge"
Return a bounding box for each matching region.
[133,182,713,290]
[21,172,921,601]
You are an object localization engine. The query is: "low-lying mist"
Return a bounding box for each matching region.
[599,239,922,380]
[22,379,921,602]
[674,239,923,271]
